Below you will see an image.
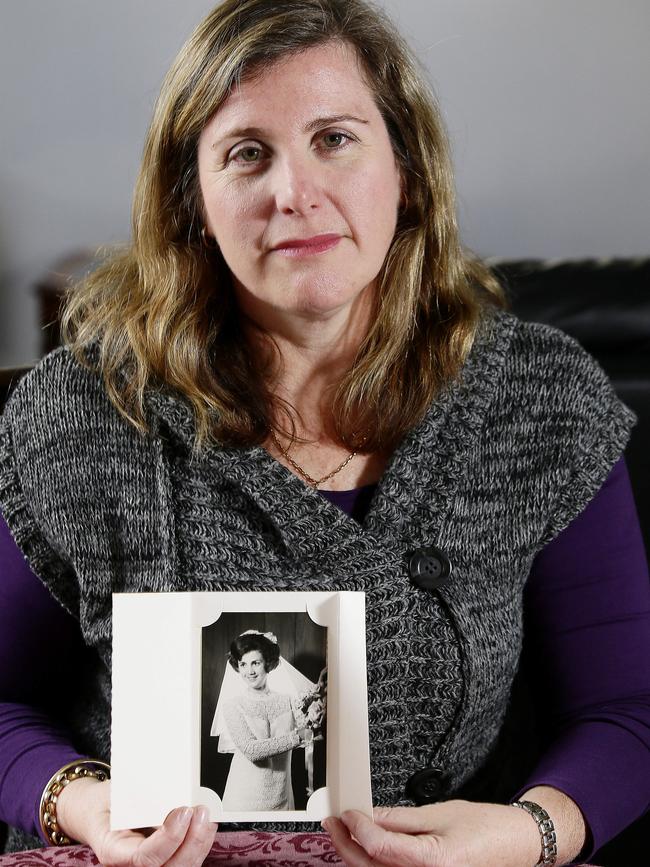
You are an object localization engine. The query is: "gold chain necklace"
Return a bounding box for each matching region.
[270,430,357,489]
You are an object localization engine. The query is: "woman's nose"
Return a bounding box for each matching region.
[272,153,322,215]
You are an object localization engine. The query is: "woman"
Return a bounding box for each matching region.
[215,631,308,811]
[0,0,648,865]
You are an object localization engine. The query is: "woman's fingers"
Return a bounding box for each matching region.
[338,811,443,867]
[371,804,439,832]
[94,806,217,867]
[94,829,148,867]
[126,806,194,866]
[165,806,218,867]
[323,817,374,866]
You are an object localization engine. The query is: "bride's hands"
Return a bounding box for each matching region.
[56,777,218,866]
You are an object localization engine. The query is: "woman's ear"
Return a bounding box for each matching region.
[399,174,409,211]
[396,166,408,212]
[201,226,219,249]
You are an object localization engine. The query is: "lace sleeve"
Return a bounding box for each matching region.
[223,700,300,762]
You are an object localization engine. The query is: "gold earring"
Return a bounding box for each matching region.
[201,227,219,249]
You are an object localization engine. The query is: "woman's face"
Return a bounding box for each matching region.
[197,40,403,327]
[237,649,268,691]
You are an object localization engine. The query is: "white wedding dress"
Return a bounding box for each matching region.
[221,691,299,811]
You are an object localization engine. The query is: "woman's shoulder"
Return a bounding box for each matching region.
[498,308,595,362]
[470,307,635,475]
[479,306,600,364]
[0,344,161,537]
[463,308,637,545]
[480,308,631,416]
[223,693,244,711]
[0,344,152,467]
[2,344,109,427]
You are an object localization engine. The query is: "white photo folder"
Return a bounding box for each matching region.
[111,590,372,829]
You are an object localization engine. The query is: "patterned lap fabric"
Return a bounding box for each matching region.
[0,832,342,865]
[0,831,598,865]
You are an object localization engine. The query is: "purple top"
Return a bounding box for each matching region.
[1,458,650,858]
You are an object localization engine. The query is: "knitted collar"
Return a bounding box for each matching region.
[144,308,515,559]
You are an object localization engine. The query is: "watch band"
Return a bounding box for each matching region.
[512,799,558,867]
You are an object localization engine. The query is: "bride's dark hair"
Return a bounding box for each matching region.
[228,632,281,673]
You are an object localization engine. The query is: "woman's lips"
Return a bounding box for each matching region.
[272,235,341,257]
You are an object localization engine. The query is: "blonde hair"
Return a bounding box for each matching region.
[62,0,506,452]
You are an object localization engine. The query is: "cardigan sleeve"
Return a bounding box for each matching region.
[515,456,650,859]
[530,324,637,548]
[0,372,80,619]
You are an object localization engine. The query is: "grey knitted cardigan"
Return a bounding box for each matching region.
[0,309,635,851]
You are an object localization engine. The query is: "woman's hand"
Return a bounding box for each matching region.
[322,800,544,867]
[56,777,218,866]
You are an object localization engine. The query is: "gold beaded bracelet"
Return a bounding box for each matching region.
[39,759,111,846]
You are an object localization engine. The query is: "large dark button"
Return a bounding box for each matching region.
[405,767,450,804]
[408,546,452,589]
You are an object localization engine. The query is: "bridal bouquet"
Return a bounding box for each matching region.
[293,667,327,737]
[293,668,327,795]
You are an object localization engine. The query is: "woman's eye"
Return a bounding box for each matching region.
[229,131,353,167]
[321,132,349,148]
[230,146,262,164]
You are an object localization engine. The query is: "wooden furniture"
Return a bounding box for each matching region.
[33,250,100,355]
[0,366,33,410]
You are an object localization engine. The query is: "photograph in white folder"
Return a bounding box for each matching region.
[110,590,371,829]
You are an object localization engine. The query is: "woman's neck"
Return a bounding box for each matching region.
[237,288,391,489]
[241,295,373,440]
[245,685,271,698]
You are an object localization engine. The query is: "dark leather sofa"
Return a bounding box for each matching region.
[0,257,648,863]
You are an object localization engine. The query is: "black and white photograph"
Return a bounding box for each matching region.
[109,590,370,830]
[200,613,327,812]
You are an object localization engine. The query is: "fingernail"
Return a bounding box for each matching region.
[178,807,192,824]
[321,818,331,832]
[196,806,210,824]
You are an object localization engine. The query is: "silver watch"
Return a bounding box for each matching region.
[512,800,558,867]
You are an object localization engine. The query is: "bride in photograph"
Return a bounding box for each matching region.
[211,630,314,811]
